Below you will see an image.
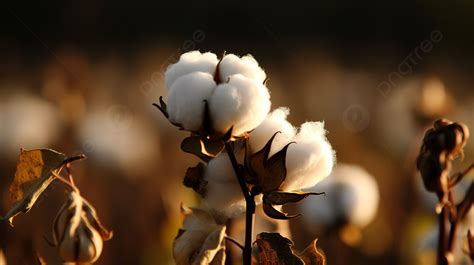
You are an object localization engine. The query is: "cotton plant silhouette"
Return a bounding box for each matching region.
[416,119,474,265]
[155,51,335,264]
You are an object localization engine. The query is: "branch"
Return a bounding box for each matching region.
[224,141,255,265]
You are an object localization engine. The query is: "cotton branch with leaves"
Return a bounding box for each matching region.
[155,51,335,264]
[1,149,112,263]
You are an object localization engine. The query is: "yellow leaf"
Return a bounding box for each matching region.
[1,148,67,226]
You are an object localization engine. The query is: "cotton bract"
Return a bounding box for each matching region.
[163,51,270,136]
[248,109,335,192]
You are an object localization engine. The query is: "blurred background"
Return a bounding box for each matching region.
[0,1,473,264]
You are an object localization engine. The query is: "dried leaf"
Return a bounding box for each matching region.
[265,191,325,205]
[262,202,300,220]
[181,136,224,162]
[183,163,208,196]
[1,149,68,226]
[298,239,326,265]
[174,206,226,265]
[255,232,303,265]
[192,226,226,265]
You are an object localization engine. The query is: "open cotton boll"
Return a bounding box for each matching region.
[300,164,379,228]
[283,122,335,191]
[249,107,296,156]
[167,72,216,131]
[218,54,267,84]
[1,92,62,157]
[165,51,218,89]
[209,74,270,136]
[202,179,246,219]
[202,151,247,218]
[204,152,238,183]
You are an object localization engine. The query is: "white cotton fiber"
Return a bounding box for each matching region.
[209,74,271,136]
[166,72,216,131]
[249,107,296,156]
[218,54,267,84]
[202,150,248,218]
[300,164,379,228]
[165,51,219,89]
[283,122,335,191]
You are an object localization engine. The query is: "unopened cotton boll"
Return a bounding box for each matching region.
[249,107,296,156]
[300,164,379,229]
[167,72,216,131]
[283,122,335,191]
[209,74,271,136]
[218,54,266,84]
[165,51,218,89]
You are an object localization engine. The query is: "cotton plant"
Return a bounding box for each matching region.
[155,51,335,264]
[416,119,474,265]
[0,149,112,263]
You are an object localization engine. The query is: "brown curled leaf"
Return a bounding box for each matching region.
[181,136,224,162]
[262,202,300,220]
[255,232,303,265]
[298,239,326,265]
[265,191,326,205]
[1,149,68,226]
[183,163,208,196]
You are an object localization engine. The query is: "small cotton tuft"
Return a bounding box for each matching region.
[209,74,271,136]
[166,72,216,131]
[165,51,218,89]
[283,121,335,191]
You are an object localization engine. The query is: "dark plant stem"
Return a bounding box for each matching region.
[437,205,449,265]
[224,142,255,265]
[437,183,474,265]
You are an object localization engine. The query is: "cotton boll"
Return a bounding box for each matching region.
[219,54,266,84]
[209,74,271,136]
[0,92,62,157]
[202,179,246,218]
[284,122,335,191]
[202,151,246,218]
[249,107,296,156]
[78,110,160,178]
[167,72,216,131]
[205,152,237,183]
[165,51,218,89]
[300,164,379,229]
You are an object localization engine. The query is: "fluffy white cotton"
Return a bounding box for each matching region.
[218,54,266,84]
[0,92,62,157]
[283,122,335,191]
[202,151,246,218]
[166,72,216,131]
[165,51,218,89]
[249,107,296,156]
[78,109,160,178]
[209,74,271,136]
[300,164,379,228]
[162,51,272,136]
